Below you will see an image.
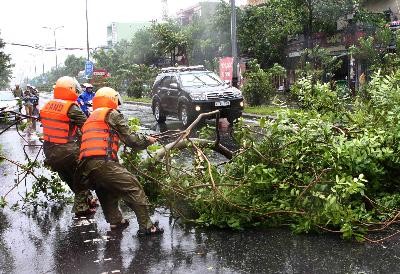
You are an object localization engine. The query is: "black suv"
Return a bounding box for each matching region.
[151,66,244,127]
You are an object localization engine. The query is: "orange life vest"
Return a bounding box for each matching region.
[79,107,119,161]
[40,99,78,144]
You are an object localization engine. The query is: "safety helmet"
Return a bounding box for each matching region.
[83,83,94,93]
[54,76,82,101]
[82,83,93,88]
[93,87,122,110]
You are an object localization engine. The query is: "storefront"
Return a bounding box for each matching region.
[285,30,367,92]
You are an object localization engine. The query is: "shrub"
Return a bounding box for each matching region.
[108,64,157,98]
[242,60,274,106]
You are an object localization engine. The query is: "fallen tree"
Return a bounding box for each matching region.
[2,71,400,242]
[123,70,400,242]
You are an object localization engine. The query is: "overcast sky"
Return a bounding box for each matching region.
[1,0,246,84]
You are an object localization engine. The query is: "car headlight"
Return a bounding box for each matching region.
[190,93,207,101]
[231,88,242,98]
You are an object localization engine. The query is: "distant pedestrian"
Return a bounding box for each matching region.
[359,72,366,87]
[22,87,33,117]
[77,83,95,117]
[12,84,23,112]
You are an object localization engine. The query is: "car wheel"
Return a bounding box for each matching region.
[153,101,166,123]
[179,104,194,127]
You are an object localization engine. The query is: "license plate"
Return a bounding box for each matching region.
[215,101,230,107]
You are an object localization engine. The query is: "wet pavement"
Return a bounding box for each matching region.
[1,99,400,273]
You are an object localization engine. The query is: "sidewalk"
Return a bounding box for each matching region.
[124,100,273,120]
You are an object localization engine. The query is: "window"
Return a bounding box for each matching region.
[159,76,171,88]
[180,72,223,87]
[170,76,178,88]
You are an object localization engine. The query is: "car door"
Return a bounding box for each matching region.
[166,75,180,113]
[158,76,171,111]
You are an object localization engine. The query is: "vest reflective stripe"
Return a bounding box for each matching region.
[42,135,71,144]
[42,125,69,132]
[80,147,118,155]
[40,117,70,124]
[79,107,120,161]
[40,99,77,144]
[81,136,119,144]
[81,128,109,134]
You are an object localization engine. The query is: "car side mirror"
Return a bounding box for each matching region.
[170,83,179,89]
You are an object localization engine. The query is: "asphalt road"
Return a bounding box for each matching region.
[1,98,400,273]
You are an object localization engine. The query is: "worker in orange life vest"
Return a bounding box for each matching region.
[75,87,164,235]
[40,76,96,215]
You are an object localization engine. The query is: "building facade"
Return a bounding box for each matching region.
[246,0,267,6]
[177,1,219,25]
[364,0,400,20]
[106,22,151,47]
[284,1,400,91]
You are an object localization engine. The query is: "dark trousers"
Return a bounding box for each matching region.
[82,160,153,230]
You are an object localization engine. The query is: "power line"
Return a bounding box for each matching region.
[5,42,108,52]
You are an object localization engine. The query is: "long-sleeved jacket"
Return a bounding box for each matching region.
[76,109,151,181]
[42,104,87,155]
[77,91,95,116]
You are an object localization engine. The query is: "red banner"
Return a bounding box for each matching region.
[219,57,233,82]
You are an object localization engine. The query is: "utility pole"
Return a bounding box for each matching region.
[161,0,169,21]
[86,0,90,60]
[41,45,46,79]
[43,26,64,70]
[231,0,239,88]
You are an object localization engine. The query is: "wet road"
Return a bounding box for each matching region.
[1,99,400,273]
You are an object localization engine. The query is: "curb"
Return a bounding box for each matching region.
[124,100,272,120]
[125,101,152,107]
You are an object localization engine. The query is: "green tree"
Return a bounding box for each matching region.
[30,54,87,89]
[107,64,157,98]
[183,16,219,66]
[92,41,131,75]
[151,21,188,66]
[238,0,301,67]
[290,0,359,48]
[130,27,160,65]
[63,55,86,77]
[297,45,343,82]
[350,27,395,75]
[242,60,274,106]
[0,34,13,88]
[210,1,237,58]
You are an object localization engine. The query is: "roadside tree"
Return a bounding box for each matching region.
[63,55,86,77]
[238,0,301,67]
[293,0,360,48]
[242,60,274,106]
[0,34,12,88]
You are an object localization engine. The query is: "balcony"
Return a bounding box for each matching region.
[286,26,372,58]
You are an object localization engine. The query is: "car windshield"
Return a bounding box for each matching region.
[180,72,224,87]
[0,92,15,101]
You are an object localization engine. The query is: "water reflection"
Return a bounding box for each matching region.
[126,236,164,273]
[29,206,65,237]
[53,217,101,274]
[102,230,124,273]
[0,211,15,273]
[201,228,399,273]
